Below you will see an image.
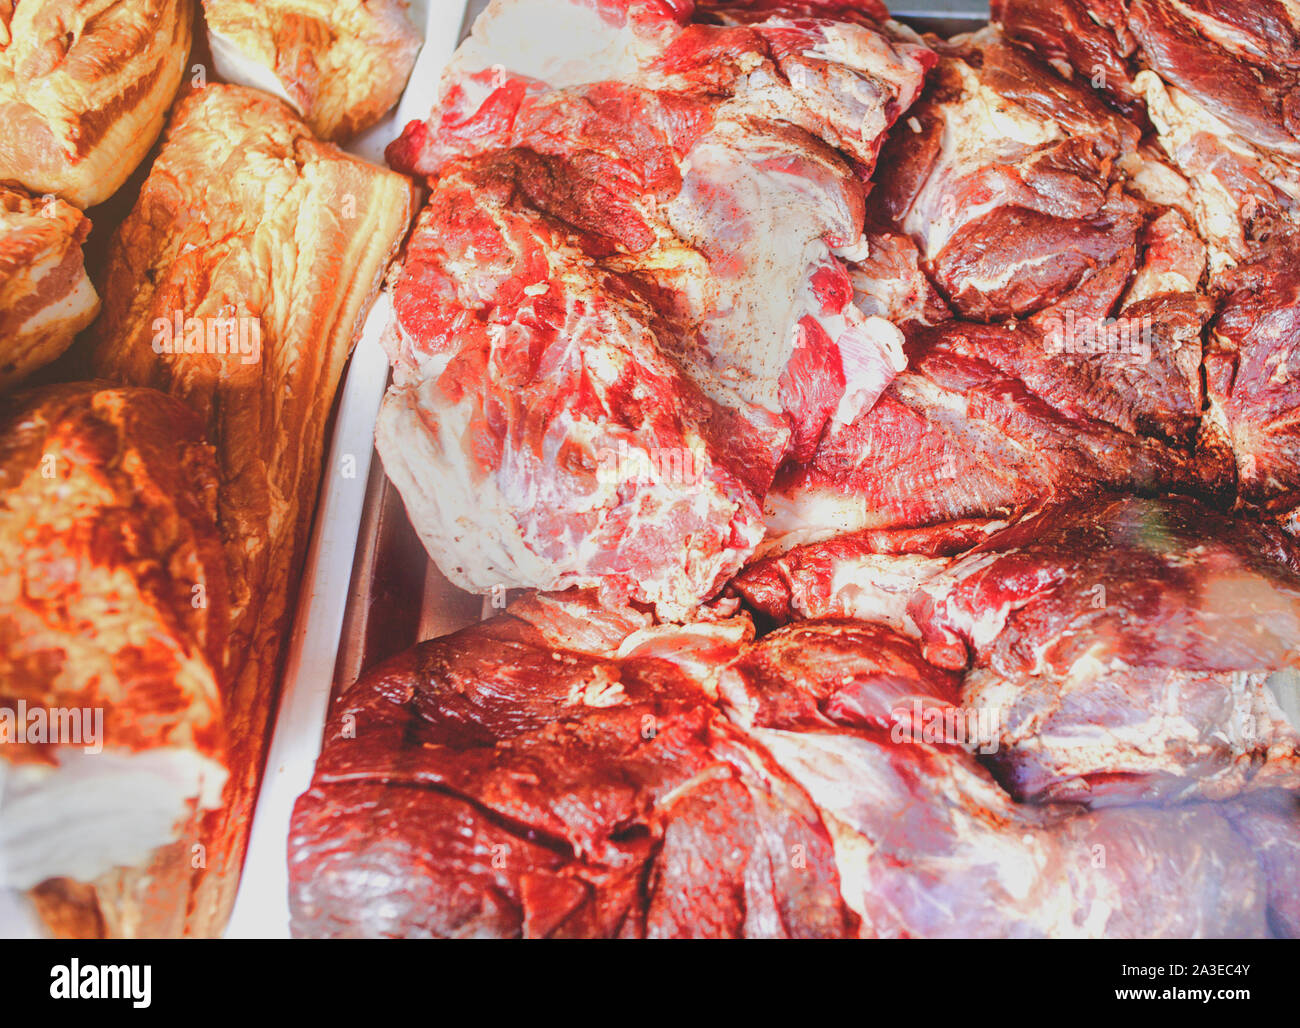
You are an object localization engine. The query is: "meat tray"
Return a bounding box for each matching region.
[223,0,995,939]
[0,0,452,942]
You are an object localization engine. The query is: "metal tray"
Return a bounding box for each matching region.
[329,8,997,701]
[225,1,992,938]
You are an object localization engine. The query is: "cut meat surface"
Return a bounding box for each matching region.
[874,27,1142,322]
[1128,0,1300,163]
[995,0,1300,268]
[290,608,857,938]
[718,620,1271,938]
[1136,69,1300,269]
[909,496,1300,805]
[1225,790,1300,938]
[993,0,1142,114]
[1204,232,1300,535]
[378,0,934,615]
[764,323,1219,549]
[847,229,952,329]
[731,519,1006,633]
[998,0,1300,158]
[395,0,933,177]
[292,604,1284,938]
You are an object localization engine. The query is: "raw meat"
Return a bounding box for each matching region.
[909,495,1300,805]
[995,0,1300,268]
[1225,790,1300,938]
[764,322,1220,549]
[847,229,952,329]
[291,603,1277,938]
[376,0,934,615]
[998,0,1300,156]
[874,27,1143,321]
[1204,232,1300,535]
[731,519,1005,632]
[719,620,1272,938]
[289,605,857,938]
[992,0,1143,115]
[376,156,773,620]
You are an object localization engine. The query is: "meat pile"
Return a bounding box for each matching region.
[376,0,933,617]
[292,0,1300,936]
[291,536,1299,936]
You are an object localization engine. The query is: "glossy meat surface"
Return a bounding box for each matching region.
[292,606,1282,938]
[290,606,856,938]
[910,496,1300,805]
[377,0,932,617]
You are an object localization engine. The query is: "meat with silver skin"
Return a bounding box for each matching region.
[909,496,1300,806]
[378,0,933,616]
[291,600,1277,938]
[1225,790,1300,938]
[731,519,1005,633]
[719,619,1272,938]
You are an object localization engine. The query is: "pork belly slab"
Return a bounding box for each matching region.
[291,609,1276,938]
[0,0,193,208]
[86,83,418,936]
[910,496,1300,807]
[0,383,229,937]
[0,183,99,393]
[376,0,932,618]
[203,0,423,140]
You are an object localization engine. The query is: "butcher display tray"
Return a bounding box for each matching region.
[224,0,993,939]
